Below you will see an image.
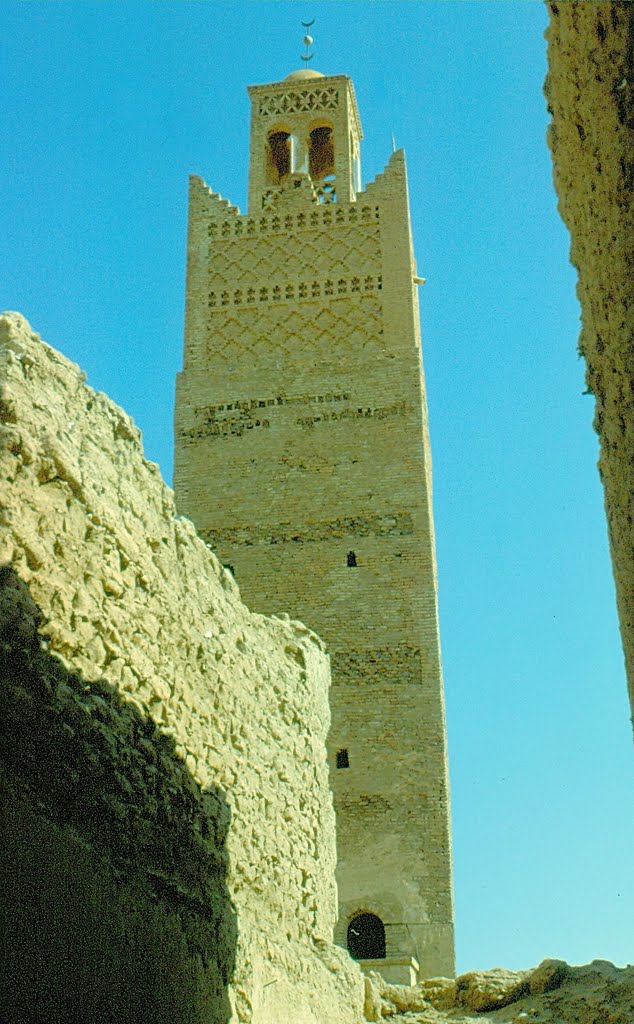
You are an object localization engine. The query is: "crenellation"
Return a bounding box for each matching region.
[175,68,455,981]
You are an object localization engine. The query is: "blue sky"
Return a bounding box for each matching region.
[2,1,632,974]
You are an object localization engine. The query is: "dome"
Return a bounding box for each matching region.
[284,68,325,82]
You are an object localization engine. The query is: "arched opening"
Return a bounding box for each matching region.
[347,913,386,960]
[265,130,291,184]
[309,125,335,181]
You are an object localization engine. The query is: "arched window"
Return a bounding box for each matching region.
[266,130,291,184]
[309,125,334,181]
[347,913,386,960]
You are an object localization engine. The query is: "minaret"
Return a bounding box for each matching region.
[174,60,455,981]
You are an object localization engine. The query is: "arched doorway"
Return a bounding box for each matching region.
[347,912,386,960]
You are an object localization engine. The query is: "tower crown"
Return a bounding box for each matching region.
[247,73,363,212]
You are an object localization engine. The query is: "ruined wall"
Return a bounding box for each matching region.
[0,312,364,1024]
[545,1,634,731]
[362,958,634,1024]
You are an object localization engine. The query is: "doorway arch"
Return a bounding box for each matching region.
[347,912,386,960]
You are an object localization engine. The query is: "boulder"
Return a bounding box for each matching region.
[529,958,568,994]
[417,977,457,1010]
[455,967,529,1012]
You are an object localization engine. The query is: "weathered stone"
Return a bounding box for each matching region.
[377,981,432,1014]
[545,1,634,730]
[0,311,365,1024]
[418,977,458,1010]
[355,963,634,1022]
[363,974,385,1021]
[529,958,568,995]
[455,967,529,1013]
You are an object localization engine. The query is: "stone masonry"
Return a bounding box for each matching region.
[0,312,365,1024]
[545,1,634,733]
[174,69,454,978]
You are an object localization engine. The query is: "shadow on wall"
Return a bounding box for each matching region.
[0,564,237,1024]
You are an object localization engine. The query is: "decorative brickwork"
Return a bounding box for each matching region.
[208,205,380,240]
[175,70,455,979]
[257,86,340,117]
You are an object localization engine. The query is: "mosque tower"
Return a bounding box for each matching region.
[174,51,455,980]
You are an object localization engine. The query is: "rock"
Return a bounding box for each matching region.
[363,973,385,1021]
[0,312,365,1024]
[455,967,529,1012]
[529,957,568,994]
[546,1,634,725]
[368,973,456,1016]
[418,976,457,1010]
[379,981,432,1014]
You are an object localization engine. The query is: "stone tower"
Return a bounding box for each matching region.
[174,66,455,980]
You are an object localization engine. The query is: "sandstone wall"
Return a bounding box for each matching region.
[0,312,364,1024]
[545,1,634,732]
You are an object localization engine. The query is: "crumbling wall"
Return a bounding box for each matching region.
[0,312,364,1024]
[362,958,634,1023]
[545,2,634,731]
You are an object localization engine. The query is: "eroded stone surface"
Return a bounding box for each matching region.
[455,968,529,1013]
[529,957,568,995]
[365,959,633,1023]
[545,1,634,729]
[0,311,364,1024]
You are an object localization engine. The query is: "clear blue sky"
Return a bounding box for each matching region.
[2,1,632,975]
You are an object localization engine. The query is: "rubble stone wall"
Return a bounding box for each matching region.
[0,312,364,1024]
[545,1,634,730]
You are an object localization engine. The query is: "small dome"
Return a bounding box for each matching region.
[284,68,325,81]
